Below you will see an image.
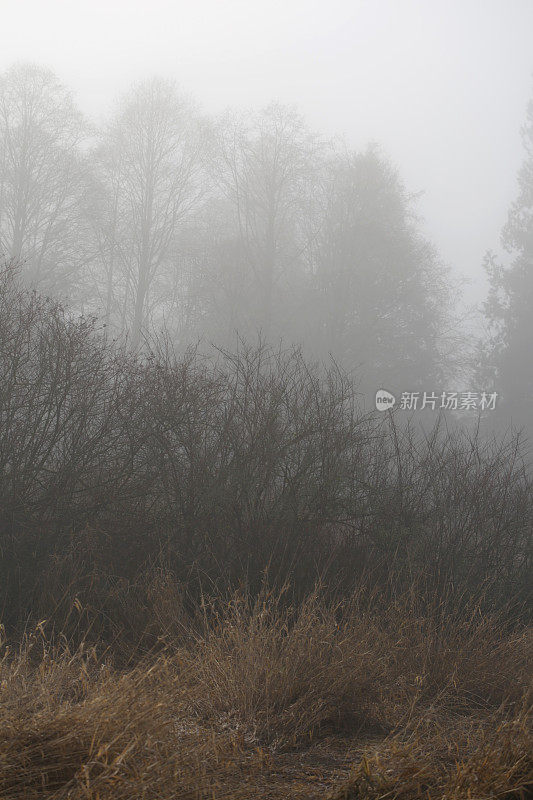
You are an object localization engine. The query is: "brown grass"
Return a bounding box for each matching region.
[178,589,384,747]
[0,584,530,799]
[328,705,533,799]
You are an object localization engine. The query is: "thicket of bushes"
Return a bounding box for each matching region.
[0,264,531,642]
[0,265,532,798]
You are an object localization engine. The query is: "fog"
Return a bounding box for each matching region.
[1,7,533,786]
[1,0,533,428]
[3,0,532,309]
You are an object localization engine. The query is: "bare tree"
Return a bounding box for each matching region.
[82,143,124,328]
[92,78,208,348]
[0,63,88,293]
[211,104,320,338]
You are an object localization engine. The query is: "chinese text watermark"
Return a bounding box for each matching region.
[375,390,498,413]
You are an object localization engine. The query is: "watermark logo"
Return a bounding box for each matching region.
[375,389,396,411]
[375,389,498,412]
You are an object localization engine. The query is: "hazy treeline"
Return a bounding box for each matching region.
[0,62,459,395]
[2,62,532,422]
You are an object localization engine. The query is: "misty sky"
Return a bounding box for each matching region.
[2,0,533,318]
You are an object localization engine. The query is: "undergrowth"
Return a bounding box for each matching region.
[0,583,530,799]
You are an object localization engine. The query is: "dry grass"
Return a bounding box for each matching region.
[179,589,384,747]
[328,705,533,799]
[0,585,530,799]
[377,590,533,719]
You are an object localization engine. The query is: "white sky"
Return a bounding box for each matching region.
[1,0,533,317]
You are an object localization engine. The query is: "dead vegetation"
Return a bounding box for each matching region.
[0,270,532,797]
[328,706,533,800]
[0,585,530,799]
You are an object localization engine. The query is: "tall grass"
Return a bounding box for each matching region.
[0,583,530,798]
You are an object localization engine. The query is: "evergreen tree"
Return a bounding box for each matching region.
[482,94,533,432]
[309,145,451,394]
